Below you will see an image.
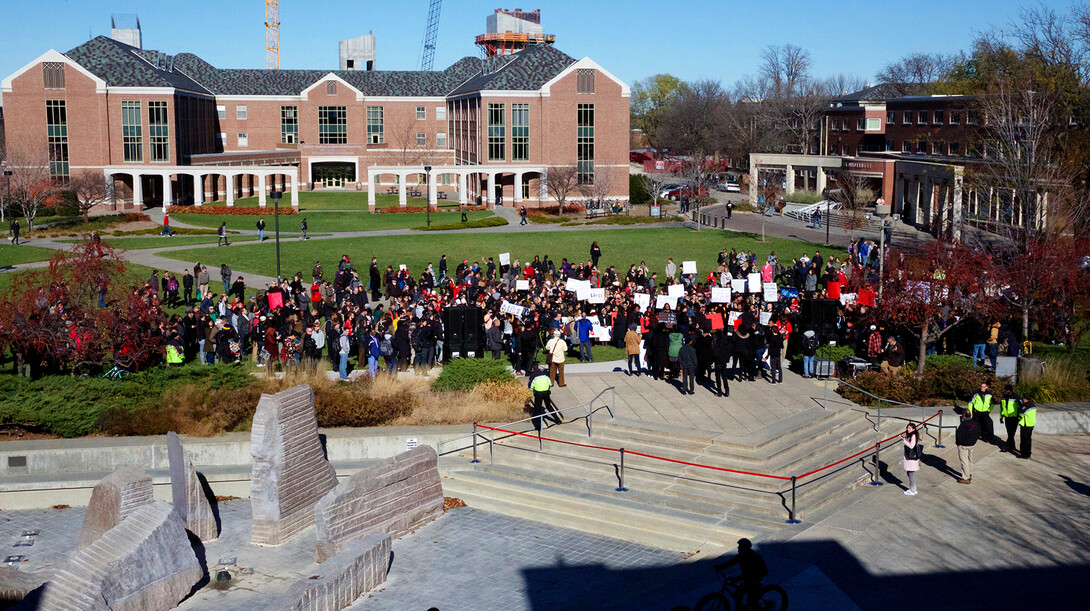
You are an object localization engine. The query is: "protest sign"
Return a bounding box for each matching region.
[779,287,799,300]
[656,294,679,309]
[682,260,697,275]
[759,311,772,326]
[516,280,529,291]
[267,291,283,310]
[667,283,684,298]
[499,252,510,266]
[711,287,732,303]
[588,288,606,304]
[709,313,724,330]
[634,293,651,312]
[763,282,779,302]
[731,278,747,294]
[747,273,762,292]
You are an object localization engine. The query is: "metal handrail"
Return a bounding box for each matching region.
[434,386,616,458]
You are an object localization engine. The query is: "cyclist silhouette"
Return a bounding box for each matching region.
[714,538,768,606]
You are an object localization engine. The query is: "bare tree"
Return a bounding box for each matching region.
[68,171,113,221]
[754,168,783,242]
[546,166,579,215]
[634,173,668,215]
[831,172,876,239]
[760,44,812,99]
[384,117,435,168]
[590,166,615,203]
[658,79,730,208]
[823,73,867,96]
[876,52,956,95]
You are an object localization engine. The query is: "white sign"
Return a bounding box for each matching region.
[656,294,679,309]
[634,293,651,312]
[711,287,732,303]
[747,273,762,293]
[399,264,407,271]
[405,438,418,450]
[499,252,511,266]
[588,288,606,303]
[516,280,529,291]
[731,279,747,294]
[500,300,525,317]
[728,311,741,326]
[667,283,684,298]
[840,292,858,305]
[682,260,697,275]
[763,282,779,302]
[590,323,612,341]
[759,311,772,326]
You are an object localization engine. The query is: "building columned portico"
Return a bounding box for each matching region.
[102,165,299,210]
[366,165,546,211]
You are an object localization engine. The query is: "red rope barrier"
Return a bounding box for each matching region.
[478,410,944,485]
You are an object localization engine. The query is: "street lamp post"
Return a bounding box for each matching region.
[270,190,283,283]
[424,165,432,227]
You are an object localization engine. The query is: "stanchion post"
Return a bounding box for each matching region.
[786,476,801,524]
[616,448,628,492]
[471,422,480,463]
[935,410,946,448]
[588,403,593,439]
[489,429,494,464]
[869,442,884,486]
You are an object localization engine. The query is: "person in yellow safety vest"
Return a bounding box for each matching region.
[1017,397,1036,460]
[999,384,1020,453]
[968,383,995,443]
[528,367,562,433]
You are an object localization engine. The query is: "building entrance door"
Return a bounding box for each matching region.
[312,162,355,188]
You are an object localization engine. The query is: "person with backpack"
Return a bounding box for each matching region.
[367,327,382,377]
[956,408,981,484]
[220,264,232,295]
[379,328,396,375]
[300,217,309,239]
[801,329,819,378]
[901,422,922,496]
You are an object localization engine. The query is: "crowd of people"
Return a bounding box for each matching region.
[145,234,922,392]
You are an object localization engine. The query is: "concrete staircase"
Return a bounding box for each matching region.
[440,406,892,552]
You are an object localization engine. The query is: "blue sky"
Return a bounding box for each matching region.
[0,0,1078,93]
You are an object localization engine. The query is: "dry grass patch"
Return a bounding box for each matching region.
[391,379,530,426]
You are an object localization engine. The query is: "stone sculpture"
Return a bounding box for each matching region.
[250,384,338,545]
[75,467,153,550]
[266,534,391,611]
[167,431,218,541]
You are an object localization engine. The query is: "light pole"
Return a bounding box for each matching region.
[424,165,432,227]
[3,169,11,224]
[270,190,283,283]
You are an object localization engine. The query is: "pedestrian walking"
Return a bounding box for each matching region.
[528,367,561,433]
[955,408,980,484]
[590,241,602,269]
[217,222,229,246]
[460,203,468,222]
[10,219,19,245]
[1017,397,1036,459]
[300,217,309,239]
[812,208,822,229]
[901,422,922,495]
[161,213,174,236]
[726,201,734,219]
[256,217,266,241]
[519,206,528,226]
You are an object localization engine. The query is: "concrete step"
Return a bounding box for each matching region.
[440,465,758,553]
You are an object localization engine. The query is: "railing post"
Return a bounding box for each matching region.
[539,428,543,451]
[489,429,494,465]
[869,442,883,486]
[588,403,593,439]
[935,410,946,448]
[877,398,883,433]
[786,476,801,524]
[616,448,628,492]
[471,422,480,463]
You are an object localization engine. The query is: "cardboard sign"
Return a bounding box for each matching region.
[709,312,724,330]
[667,283,684,298]
[731,278,747,294]
[759,311,772,326]
[500,300,525,317]
[634,293,651,312]
[588,288,606,304]
[682,260,697,275]
[499,252,511,266]
[590,324,612,340]
[728,311,741,327]
[516,280,529,291]
[267,291,283,310]
[858,288,876,307]
[657,312,677,327]
[840,292,858,305]
[711,287,732,303]
[827,281,841,300]
[747,273,762,292]
[656,294,679,309]
[763,282,779,302]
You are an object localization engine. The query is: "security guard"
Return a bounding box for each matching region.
[528,367,561,433]
[999,384,1020,453]
[1017,397,1036,459]
[968,383,995,443]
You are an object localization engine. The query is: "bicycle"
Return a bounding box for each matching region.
[694,568,788,611]
[100,365,130,380]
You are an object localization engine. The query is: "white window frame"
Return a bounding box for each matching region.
[436,132,448,148]
[416,132,426,147]
[217,132,226,146]
[865,117,881,131]
[238,132,248,147]
[435,106,446,121]
[237,105,247,120]
[416,106,426,120]
[216,105,226,120]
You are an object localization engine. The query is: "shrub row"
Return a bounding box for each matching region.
[838,364,1002,407]
[525,203,586,216]
[168,206,297,215]
[378,204,487,214]
[412,217,509,231]
[431,358,515,392]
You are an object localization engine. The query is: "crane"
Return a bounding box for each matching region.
[418,0,442,70]
[265,0,280,70]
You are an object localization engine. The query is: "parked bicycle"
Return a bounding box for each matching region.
[694,567,788,611]
[100,364,130,380]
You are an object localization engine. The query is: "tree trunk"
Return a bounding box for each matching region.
[916,320,929,378]
[1021,303,1030,345]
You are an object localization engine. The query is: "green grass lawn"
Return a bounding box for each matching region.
[211,191,466,211]
[0,244,59,267]
[157,227,827,282]
[172,208,493,234]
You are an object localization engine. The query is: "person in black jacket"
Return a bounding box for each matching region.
[393,321,413,372]
[766,326,784,384]
[713,330,732,397]
[678,336,698,395]
[956,408,981,484]
[369,258,382,301]
[182,269,195,306]
[519,323,538,375]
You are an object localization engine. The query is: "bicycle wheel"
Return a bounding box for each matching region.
[750,585,788,611]
[694,592,731,611]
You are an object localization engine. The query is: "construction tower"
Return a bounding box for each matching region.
[475,9,554,58]
[418,0,442,70]
[265,0,280,70]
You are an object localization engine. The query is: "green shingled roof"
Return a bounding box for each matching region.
[63,36,576,98]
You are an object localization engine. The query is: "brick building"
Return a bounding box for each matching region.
[1,25,629,211]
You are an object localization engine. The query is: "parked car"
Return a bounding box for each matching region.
[662,185,709,200]
[716,180,741,192]
[657,184,684,198]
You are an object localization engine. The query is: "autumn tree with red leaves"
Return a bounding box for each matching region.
[1001,237,1090,352]
[0,242,167,375]
[874,241,1002,375]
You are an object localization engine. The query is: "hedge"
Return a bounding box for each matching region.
[431,358,515,392]
[412,217,509,231]
[167,206,298,215]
